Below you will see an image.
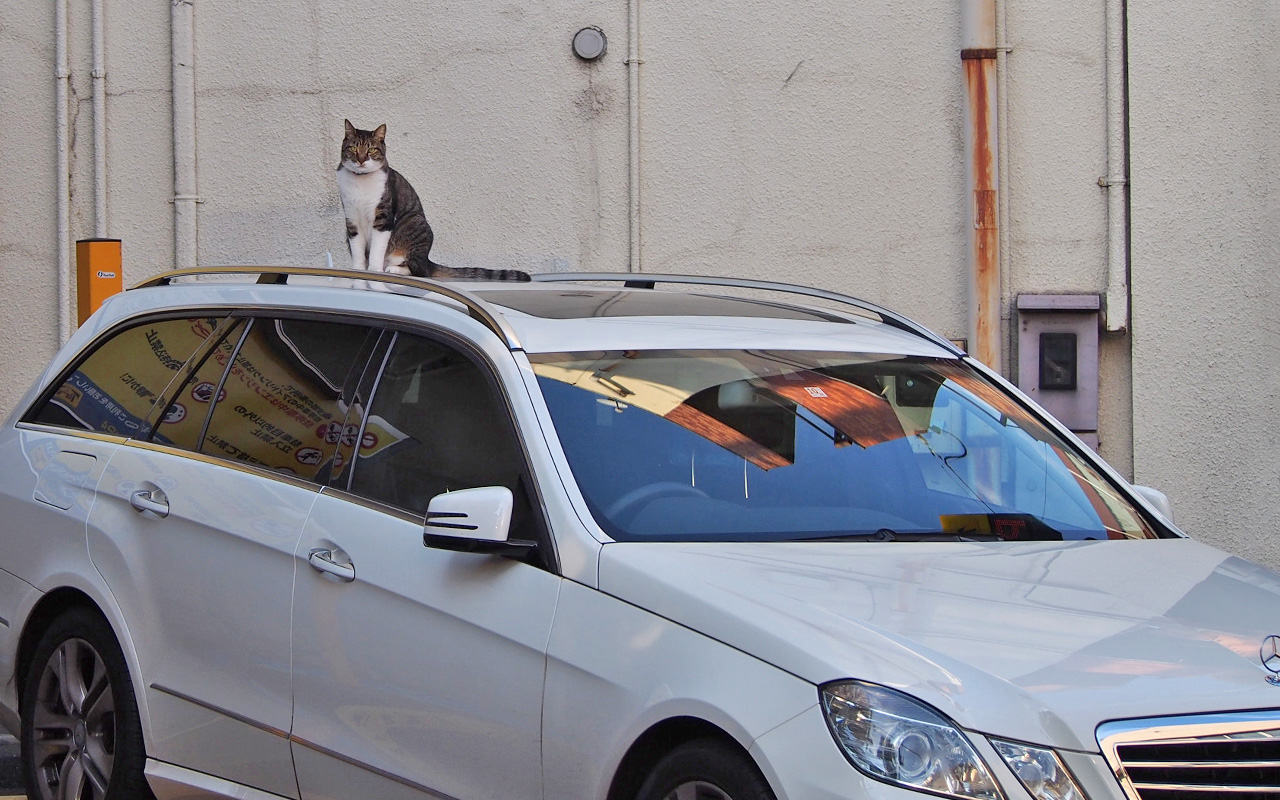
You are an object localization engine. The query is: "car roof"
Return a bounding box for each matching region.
[123,268,962,359]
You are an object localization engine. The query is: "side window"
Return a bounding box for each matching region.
[153,319,246,451]
[28,316,222,436]
[348,333,525,516]
[190,317,379,481]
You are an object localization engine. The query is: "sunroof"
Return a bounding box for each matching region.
[477,289,848,322]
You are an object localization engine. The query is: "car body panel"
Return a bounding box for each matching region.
[597,537,1280,750]
[291,492,561,800]
[541,578,818,800]
[87,441,312,798]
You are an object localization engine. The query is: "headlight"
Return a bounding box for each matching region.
[989,739,1086,800]
[820,681,1002,800]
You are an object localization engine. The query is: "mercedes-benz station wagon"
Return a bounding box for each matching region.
[1,267,1278,800]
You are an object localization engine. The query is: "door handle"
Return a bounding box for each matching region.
[129,488,169,519]
[308,548,355,582]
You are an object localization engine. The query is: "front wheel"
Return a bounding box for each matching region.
[636,739,776,800]
[20,608,154,800]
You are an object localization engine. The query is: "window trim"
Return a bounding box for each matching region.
[121,437,325,494]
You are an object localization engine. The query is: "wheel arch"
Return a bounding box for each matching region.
[606,716,767,800]
[14,586,107,710]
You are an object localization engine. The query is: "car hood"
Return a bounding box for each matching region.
[597,537,1280,750]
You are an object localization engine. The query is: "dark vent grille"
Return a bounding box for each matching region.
[1112,727,1280,799]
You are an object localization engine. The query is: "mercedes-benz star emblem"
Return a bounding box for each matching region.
[1261,635,1280,685]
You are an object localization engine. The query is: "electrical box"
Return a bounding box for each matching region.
[1016,294,1101,449]
[76,239,123,325]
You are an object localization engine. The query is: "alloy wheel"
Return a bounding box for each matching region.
[29,637,116,800]
[664,781,735,800]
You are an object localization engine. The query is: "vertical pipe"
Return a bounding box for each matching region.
[92,0,107,239]
[1103,0,1130,332]
[55,0,71,343]
[961,0,1001,371]
[171,0,199,268]
[995,0,1011,344]
[626,0,642,272]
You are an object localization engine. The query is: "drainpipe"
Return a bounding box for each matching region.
[55,0,71,343]
[961,0,1001,371]
[1102,0,1130,332]
[92,0,107,238]
[995,0,1011,345]
[626,0,641,272]
[171,0,199,268]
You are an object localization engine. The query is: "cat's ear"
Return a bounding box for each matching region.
[373,124,387,141]
[344,119,357,137]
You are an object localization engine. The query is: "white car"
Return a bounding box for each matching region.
[1,266,1277,800]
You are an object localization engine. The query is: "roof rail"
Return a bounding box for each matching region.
[530,272,962,355]
[132,266,523,349]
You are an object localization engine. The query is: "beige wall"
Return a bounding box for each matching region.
[1,0,1274,566]
[1129,0,1280,567]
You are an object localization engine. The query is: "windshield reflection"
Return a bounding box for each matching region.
[532,350,1160,543]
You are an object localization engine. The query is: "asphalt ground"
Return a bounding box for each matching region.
[0,734,20,797]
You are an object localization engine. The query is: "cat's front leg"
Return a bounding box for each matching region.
[367,229,392,273]
[346,221,368,270]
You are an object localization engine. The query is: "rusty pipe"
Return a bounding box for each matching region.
[961,0,1001,371]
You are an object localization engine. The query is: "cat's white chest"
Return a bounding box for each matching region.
[337,167,387,236]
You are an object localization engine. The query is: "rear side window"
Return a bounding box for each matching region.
[152,320,247,451]
[159,317,380,481]
[28,317,220,436]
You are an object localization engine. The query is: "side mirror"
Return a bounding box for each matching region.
[423,486,536,556]
[1132,484,1175,524]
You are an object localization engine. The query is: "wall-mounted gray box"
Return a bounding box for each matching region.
[1017,295,1101,450]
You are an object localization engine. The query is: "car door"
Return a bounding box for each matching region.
[87,314,381,798]
[3,314,222,615]
[290,329,561,800]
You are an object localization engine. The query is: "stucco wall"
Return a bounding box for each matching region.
[0,0,1273,565]
[1129,0,1280,566]
[1,2,62,409]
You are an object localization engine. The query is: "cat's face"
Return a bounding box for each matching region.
[341,120,387,174]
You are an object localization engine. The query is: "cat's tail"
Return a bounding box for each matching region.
[426,261,532,282]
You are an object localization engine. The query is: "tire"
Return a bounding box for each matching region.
[635,738,776,800]
[20,608,155,800]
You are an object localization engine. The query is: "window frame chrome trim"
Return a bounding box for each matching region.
[1097,710,1280,800]
[13,423,130,446]
[317,485,426,525]
[123,438,324,494]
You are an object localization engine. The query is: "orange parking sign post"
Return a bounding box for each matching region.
[76,238,123,325]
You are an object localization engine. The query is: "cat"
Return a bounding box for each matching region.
[336,120,530,281]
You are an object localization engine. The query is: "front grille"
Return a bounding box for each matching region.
[1099,713,1280,800]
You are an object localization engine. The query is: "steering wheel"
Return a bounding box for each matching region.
[604,481,710,525]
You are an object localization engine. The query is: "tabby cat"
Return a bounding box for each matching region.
[336,120,530,281]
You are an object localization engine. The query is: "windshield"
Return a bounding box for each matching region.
[531,349,1163,542]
